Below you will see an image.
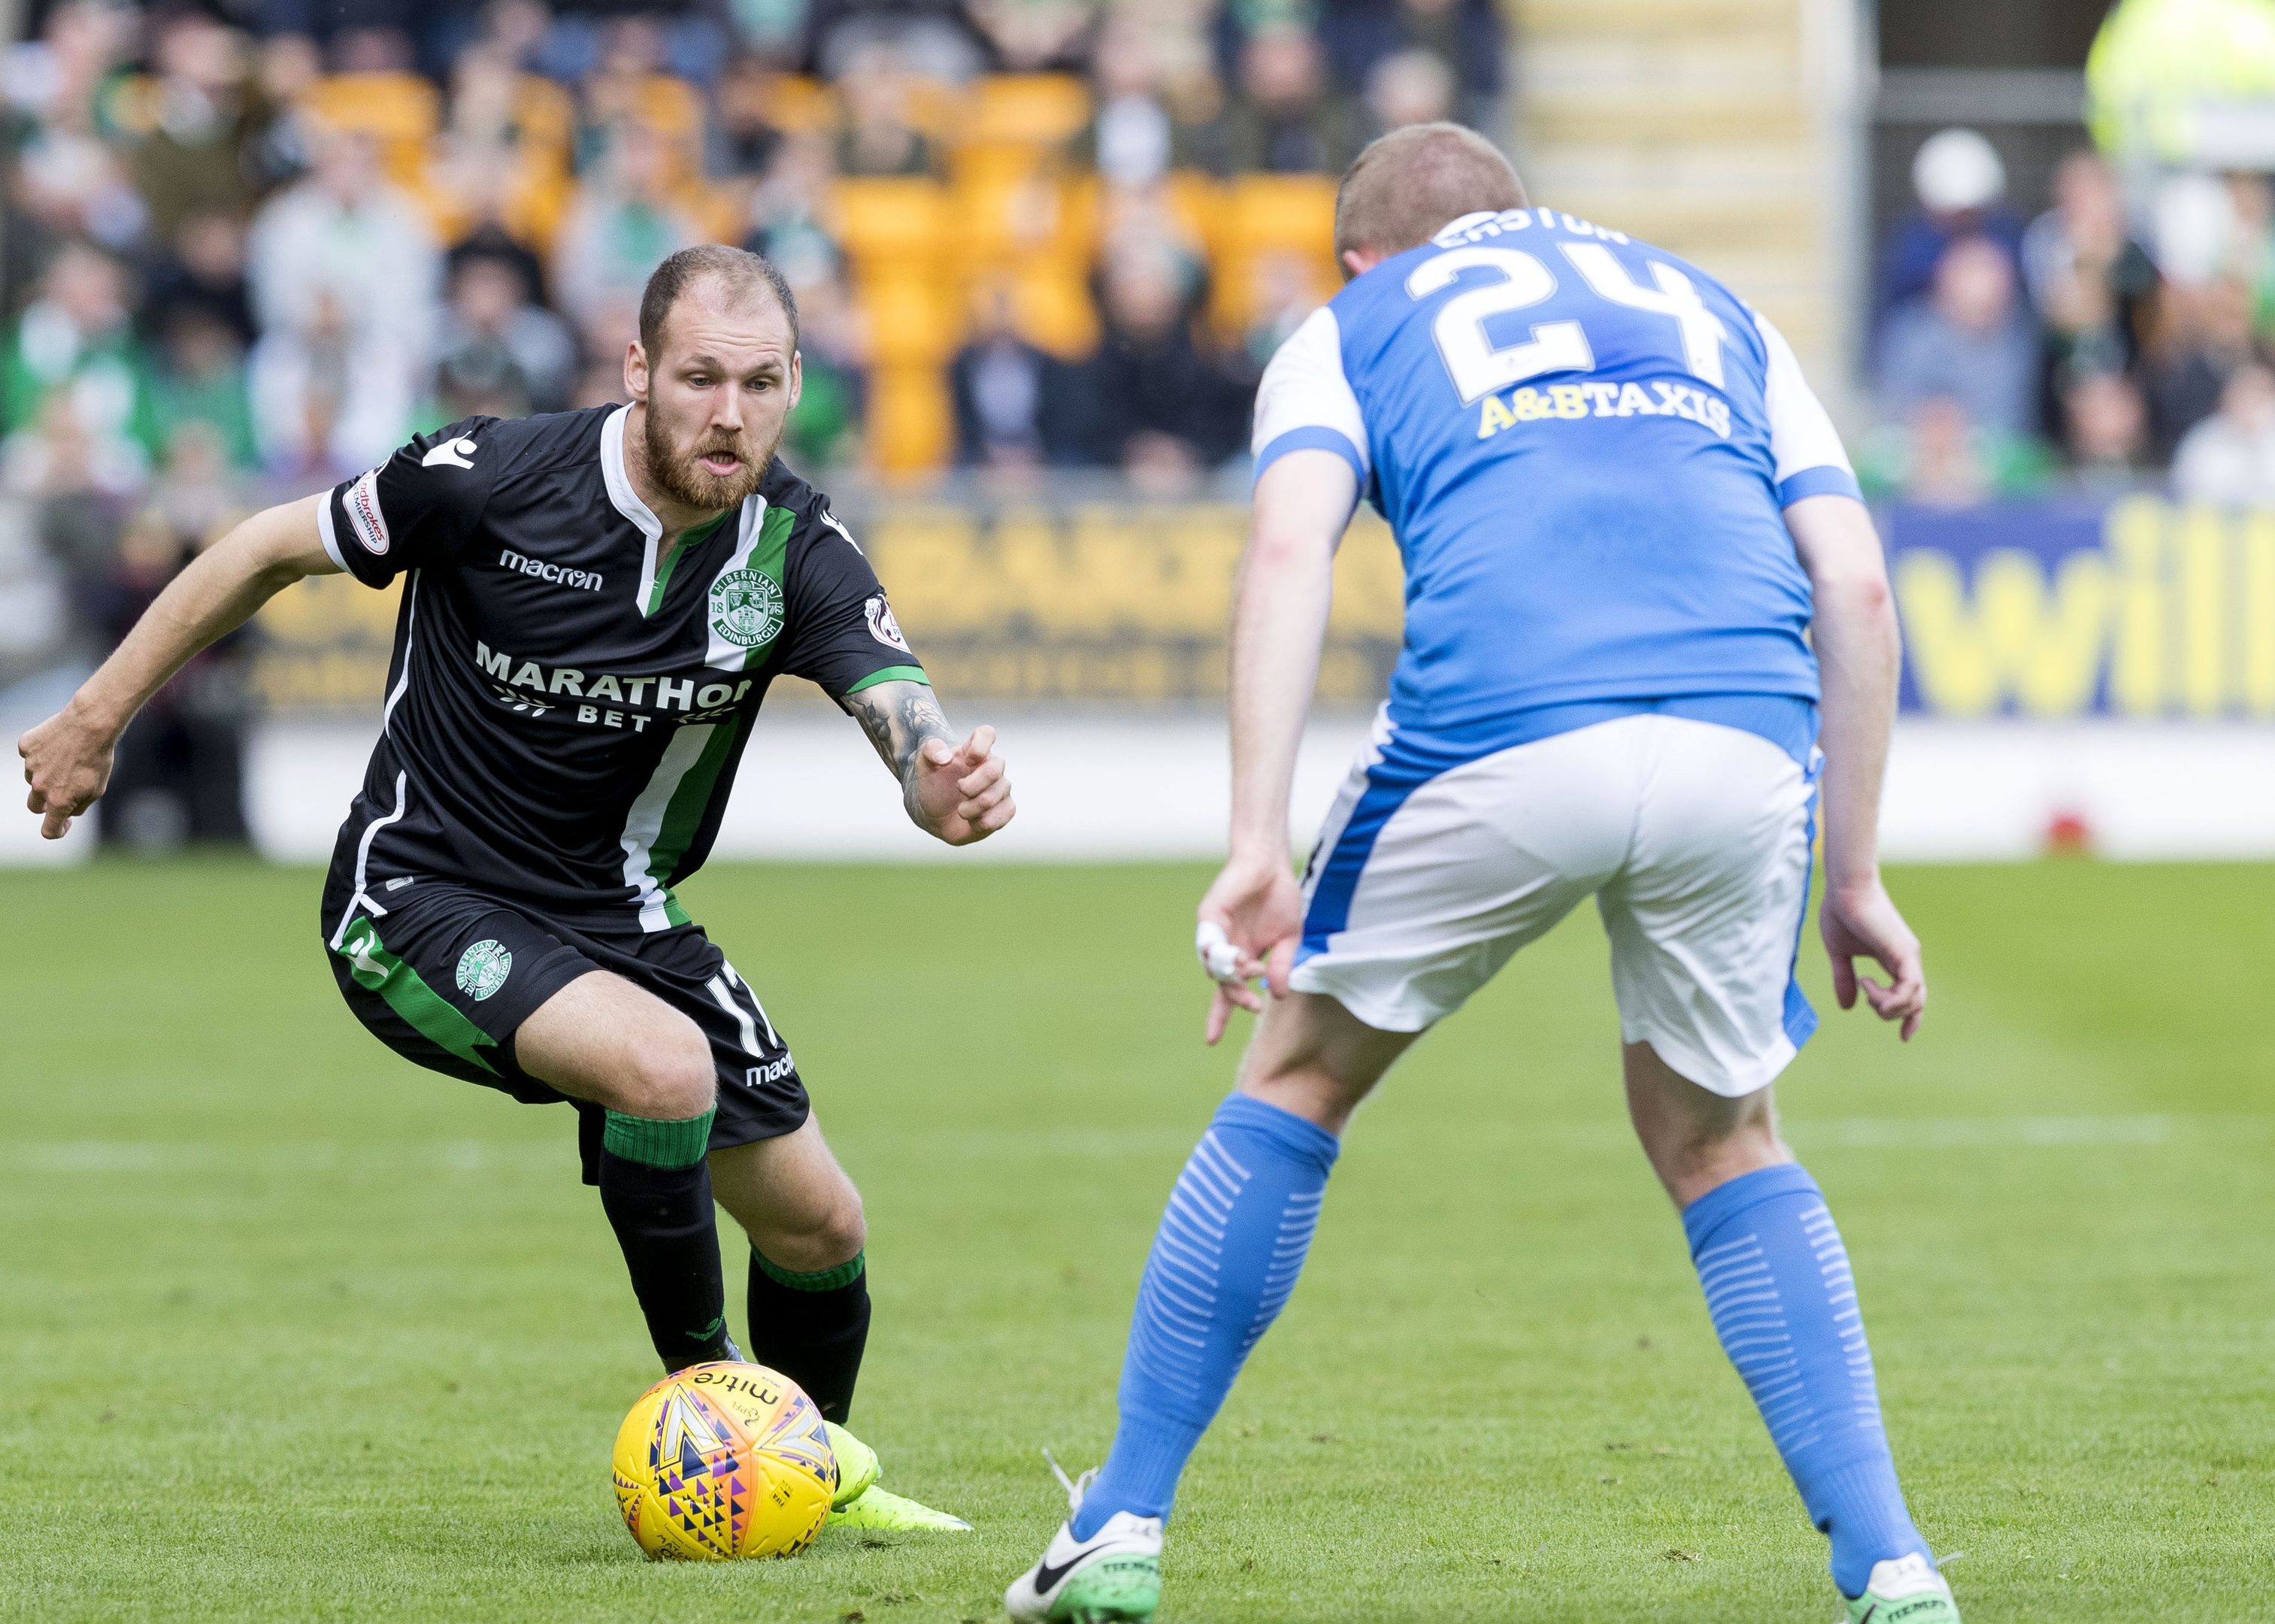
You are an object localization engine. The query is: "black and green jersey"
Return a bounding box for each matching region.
[318,404,922,940]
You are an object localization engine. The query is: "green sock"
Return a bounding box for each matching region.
[602,1107,714,1168]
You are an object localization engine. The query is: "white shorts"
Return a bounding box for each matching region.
[1289,710,1819,1096]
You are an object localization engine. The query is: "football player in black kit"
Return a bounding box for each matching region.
[17,244,1010,1530]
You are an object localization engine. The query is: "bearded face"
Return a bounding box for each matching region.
[641,389,779,511]
[631,277,800,514]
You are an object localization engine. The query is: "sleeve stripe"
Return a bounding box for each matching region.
[1253,426,1365,489]
[843,664,930,695]
[316,492,348,572]
[1777,465,1865,507]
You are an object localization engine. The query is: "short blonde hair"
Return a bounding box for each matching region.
[1333,123,1528,265]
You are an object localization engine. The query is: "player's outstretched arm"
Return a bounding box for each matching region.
[842,678,1014,846]
[1788,492,1925,1040]
[17,493,335,840]
[1197,447,1357,1044]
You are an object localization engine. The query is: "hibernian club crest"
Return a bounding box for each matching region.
[709,568,784,650]
[455,939,513,1001]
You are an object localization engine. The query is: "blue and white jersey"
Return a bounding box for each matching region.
[1252,207,1860,761]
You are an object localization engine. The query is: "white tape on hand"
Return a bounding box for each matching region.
[1195,919,1245,983]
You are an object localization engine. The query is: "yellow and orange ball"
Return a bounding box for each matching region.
[610,1362,838,1561]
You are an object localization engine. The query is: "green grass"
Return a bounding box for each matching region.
[2,859,2270,1622]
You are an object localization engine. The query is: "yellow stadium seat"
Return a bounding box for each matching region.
[307,72,439,187]
[307,71,439,144]
[761,75,840,136]
[1161,171,1226,256]
[499,166,571,254]
[1210,173,1340,337]
[950,141,1055,189]
[952,174,1092,271]
[868,363,953,475]
[966,74,1092,146]
[901,74,966,141]
[635,76,706,146]
[830,178,952,267]
[858,271,963,365]
[1009,268,1099,358]
[684,181,749,244]
[513,74,574,171]
[1220,173,1337,258]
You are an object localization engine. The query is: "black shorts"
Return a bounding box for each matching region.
[318,867,810,1181]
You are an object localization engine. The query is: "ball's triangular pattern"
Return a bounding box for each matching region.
[610,1362,838,1560]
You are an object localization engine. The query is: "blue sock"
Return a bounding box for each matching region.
[1071,1092,1340,1538]
[1683,1162,1932,1598]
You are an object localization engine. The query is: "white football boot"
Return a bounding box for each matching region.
[1841,1553,1961,1622]
[1004,1454,1163,1623]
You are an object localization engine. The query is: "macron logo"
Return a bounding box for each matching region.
[422,436,479,470]
[499,549,602,592]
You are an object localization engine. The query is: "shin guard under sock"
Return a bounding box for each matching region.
[1683,1162,1932,1597]
[1072,1092,1340,1538]
[597,1108,728,1372]
[747,1249,871,1424]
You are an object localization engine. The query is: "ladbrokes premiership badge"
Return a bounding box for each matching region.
[455,939,513,1001]
[709,568,783,650]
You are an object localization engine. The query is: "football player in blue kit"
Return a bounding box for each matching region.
[1007,125,1958,1623]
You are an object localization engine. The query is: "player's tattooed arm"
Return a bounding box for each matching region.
[846,679,954,814]
[840,680,1016,846]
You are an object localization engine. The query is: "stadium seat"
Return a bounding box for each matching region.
[1219,174,1339,259]
[967,74,1092,146]
[759,74,840,136]
[830,178,953,267]
[900,74,966,141]
[867,364,953,475]
[306,73,440,186]
[952,174,1088,271]
[1210,172,1340,334]
[1161,172,1228,259]
[1007,268,1100,357]
[513,74,575,173]
[950,74,1092,185]
[860,271,964,365]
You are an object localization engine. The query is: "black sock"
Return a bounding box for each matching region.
[595,1110,729,1372]
[747,1249,871,1424]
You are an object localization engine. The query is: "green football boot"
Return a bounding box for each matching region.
[1843,1554,1961,1622]
[823,1421,973,1532]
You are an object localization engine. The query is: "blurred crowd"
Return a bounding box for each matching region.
[0,0,1504,831]
[1866,126,2275,509]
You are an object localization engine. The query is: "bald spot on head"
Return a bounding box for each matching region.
[1334,123,1529,265]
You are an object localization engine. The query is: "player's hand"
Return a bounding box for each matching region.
[18,701,118,841]
[1195,850,1303,1046]
[911,724,1014,846]
[1820,877,1925,1041]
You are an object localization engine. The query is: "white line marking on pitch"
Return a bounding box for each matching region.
[2,1116,2267,1173]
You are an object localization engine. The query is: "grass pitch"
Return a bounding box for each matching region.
[1,858,2270,1622]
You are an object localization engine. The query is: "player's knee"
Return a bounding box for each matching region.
[623,1014,716,1120]
[767,1183,866,1271]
